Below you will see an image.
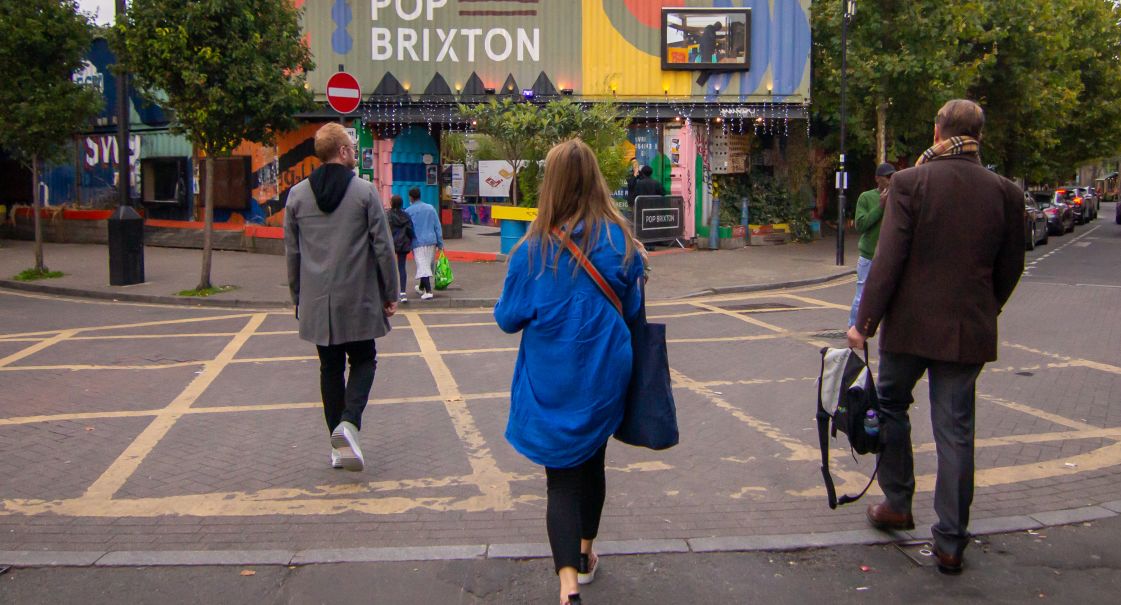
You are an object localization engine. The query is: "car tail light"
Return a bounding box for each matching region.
[1056,189,1067,194]
[1044,208,1057,215]
[1073,197,1083,206]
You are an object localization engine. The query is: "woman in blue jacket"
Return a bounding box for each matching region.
[494,139,645,605]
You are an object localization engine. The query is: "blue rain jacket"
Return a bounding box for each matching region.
[494,222,644,468]
[405,200,444,248]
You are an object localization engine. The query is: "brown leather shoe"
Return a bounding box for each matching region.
[865,501,915,530]
[933,546,963,575]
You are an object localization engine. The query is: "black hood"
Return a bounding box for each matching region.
[308,163,355,213]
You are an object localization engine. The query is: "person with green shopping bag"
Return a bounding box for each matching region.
[404,187,444,300]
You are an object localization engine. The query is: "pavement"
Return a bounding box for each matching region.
[2,514,1120,603]
[1,207,1120,603]
[0,223,858,307]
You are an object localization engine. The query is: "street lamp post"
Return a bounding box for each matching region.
[836,0,855,266]
[107,0,145,286]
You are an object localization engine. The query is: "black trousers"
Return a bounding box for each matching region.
[545,443,608,573]
[315,339,377,433]
[876,350,983,558]
[396,254,408,294]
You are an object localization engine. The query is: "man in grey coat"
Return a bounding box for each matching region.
[285,122,399,472]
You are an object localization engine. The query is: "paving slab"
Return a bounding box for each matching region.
[1029,506,1117,527]
[0,551,105,567]
[95,550,293,567]
[291,545,486,564]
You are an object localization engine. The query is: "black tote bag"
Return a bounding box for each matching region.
[614,285,679,450]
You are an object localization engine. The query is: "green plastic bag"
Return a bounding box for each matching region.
[434,251,454,290]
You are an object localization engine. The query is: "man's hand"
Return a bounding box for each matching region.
[846,325,867,350]
[384,301,398,317]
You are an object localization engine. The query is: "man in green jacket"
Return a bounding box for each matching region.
[848,162,895,327]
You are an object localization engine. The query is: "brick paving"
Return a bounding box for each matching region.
[1,224,1121,555]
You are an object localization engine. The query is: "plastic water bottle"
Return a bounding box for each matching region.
[863,410,880,437]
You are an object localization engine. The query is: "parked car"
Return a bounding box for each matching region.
[1077,186,1099,221]
[1035,191,1074,235]
[1057,186,1097,224]
[1024,192,1049,250]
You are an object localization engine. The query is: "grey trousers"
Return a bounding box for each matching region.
[876,351,984,558]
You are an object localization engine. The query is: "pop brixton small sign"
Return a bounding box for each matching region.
[326,72,362,114]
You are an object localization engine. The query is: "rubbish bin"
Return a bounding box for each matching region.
[108,205,145,285]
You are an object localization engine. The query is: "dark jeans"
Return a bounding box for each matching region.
[396,254,408,294]
[315,339,377,434]
[876,351,983,558]
[545,443,608,573]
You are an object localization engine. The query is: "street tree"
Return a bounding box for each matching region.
[459,99,541,206]
[460,99,630,207]
[114,0,314,292]
[1048,0,1121,179]
[812,0,993,164]
[969,1,1081,182]
[0,1,102,276]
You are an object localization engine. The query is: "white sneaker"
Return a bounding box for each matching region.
[421,291,434,300]
[330,421,364,472]
[330,448,343,469]
[399,291,408,303]
[577,553,598,585]
[414,284,423,295]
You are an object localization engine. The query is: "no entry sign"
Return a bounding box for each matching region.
[326,72,361,114]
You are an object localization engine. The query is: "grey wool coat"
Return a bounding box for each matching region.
[285,175,400,346]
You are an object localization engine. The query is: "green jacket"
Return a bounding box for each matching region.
[855,188,885,260]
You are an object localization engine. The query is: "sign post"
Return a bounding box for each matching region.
[326,71,361,115]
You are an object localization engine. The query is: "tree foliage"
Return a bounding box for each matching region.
[114,0,315,156]
[812,0,1121,183]
[114,0,315,290]
[0,0,103,271]
[459,99,631,207]
[0,0,103,165]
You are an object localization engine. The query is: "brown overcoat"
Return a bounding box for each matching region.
[855,154,1025,364]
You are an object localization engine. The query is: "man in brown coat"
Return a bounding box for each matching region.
[847,99,1025,575]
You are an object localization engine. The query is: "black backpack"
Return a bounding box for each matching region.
[816,345,883,509]
[392,226,411,254]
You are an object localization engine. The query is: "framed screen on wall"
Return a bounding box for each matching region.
[661,8,751,71]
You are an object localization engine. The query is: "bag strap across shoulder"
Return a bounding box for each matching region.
[552,227,624,315]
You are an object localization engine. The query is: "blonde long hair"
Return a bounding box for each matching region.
[520,138,636,272]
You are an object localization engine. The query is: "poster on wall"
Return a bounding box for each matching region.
[478,160,516,198]
[664,126,683,167]
[361,148,374,170]
[450,164,465,200]
[426,164,439,186]
[632,127,660,169]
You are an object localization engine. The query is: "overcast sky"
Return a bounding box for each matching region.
[78,0,115,25]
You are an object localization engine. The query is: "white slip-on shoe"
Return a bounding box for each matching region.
[421,291,434,300]
[577,553,598,585]
[330,448,343,469]
[330,421,365,472]
[414,284,423,295]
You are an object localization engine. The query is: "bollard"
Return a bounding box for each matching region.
[709,197,721,250]
[108,205,145,285]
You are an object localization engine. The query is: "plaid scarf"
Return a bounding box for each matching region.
[915,136,980,166]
